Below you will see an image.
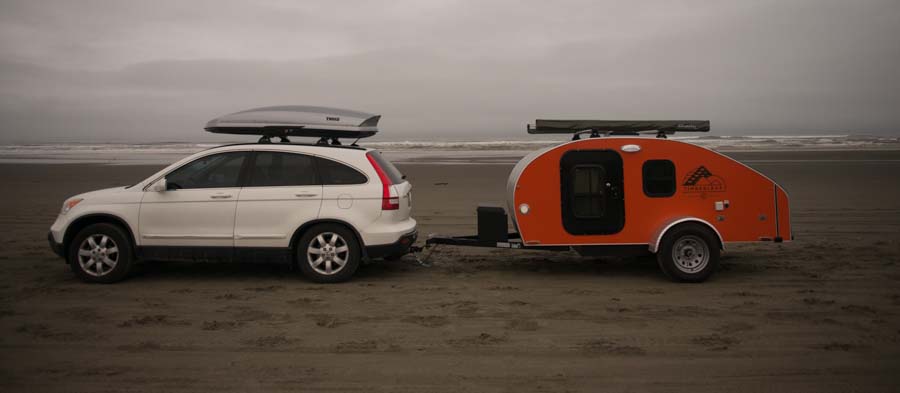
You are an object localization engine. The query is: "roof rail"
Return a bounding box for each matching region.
[527,119,710,139]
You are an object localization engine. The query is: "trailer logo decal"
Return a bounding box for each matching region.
[682,166,726,193]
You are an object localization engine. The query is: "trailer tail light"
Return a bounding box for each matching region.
[366,152,399,210]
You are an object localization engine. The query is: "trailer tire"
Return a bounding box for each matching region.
[656,223,719,283]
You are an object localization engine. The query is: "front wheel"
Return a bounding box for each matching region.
[656,223,719,283]
[68,223,135,283]
[296,224,361,283]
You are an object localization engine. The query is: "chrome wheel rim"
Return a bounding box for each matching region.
[77,234,119,277]
[307,232,349,275]
[671,235,709,274]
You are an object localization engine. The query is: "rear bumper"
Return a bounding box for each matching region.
[48,231,65,258]
[365,230,417,259]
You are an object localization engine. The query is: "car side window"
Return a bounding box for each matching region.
[315,157,367,185]
[165,152,246,190]
[248,152,318,187]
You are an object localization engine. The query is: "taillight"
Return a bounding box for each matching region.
[366,152,399,210]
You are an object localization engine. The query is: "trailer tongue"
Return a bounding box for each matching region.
[425,205,567,251]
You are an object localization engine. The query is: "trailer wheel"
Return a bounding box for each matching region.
[657,223,719,282]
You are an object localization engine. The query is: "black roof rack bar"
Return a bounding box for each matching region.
[527,120,710,136]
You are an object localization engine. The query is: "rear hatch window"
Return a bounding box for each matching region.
[367,151,405,183]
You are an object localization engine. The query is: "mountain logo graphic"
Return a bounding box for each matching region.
[682,166,726,193]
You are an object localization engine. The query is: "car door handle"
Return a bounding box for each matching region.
[294,193,319,198]
[210,194,233,199]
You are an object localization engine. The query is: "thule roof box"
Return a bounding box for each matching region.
[527,119,710,139]
[205,106,380,144]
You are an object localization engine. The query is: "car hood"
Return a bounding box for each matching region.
[73,186,130,201]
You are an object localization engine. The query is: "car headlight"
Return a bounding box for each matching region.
[61,198,83,215]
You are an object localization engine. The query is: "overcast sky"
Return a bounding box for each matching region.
[0,0,898,143]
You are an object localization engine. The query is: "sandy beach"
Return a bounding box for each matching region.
[0,149,898,392]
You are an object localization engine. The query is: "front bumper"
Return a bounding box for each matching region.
[365,231,417,259]
[48,231,65,258]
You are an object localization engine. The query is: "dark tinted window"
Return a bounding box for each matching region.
[367,151,404,184]
[315,157,367,185]
[248,152,317,187]
[166,152,246,190]
[572,165,606,217]
[642,160,676,197]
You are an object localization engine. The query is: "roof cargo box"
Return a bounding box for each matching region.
[205,106,380,139]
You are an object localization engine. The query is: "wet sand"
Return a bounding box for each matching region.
[0,150,899,392]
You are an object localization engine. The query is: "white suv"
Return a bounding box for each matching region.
[48,143,416,283]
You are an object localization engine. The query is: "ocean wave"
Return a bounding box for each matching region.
[1,135,898,165]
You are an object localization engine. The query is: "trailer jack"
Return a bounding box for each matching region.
[407,244,437,267]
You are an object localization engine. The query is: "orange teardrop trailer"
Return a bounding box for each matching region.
[425,120,791,282]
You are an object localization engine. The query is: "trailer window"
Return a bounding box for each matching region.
[572,165,607,217]
[642,160,675,197]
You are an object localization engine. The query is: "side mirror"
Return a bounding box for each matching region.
[149,178,167,192]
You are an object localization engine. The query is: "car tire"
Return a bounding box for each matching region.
[296,224,361,283]
[656,223,719,283]
[68,223,135,283]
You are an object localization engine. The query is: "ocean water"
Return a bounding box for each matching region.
[0,135,898,165]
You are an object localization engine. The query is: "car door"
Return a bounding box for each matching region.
[233,151,323,249]
[139,151,248,248]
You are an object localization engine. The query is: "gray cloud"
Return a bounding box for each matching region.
[0,0,898,143]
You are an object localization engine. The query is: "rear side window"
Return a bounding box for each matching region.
[248,152,317,187]
[315,157,367,185]
[366,151,405,184]
[642,160,676,197]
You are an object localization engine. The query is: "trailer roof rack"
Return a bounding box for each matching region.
[527,119,710,139]
[205,105,380,145]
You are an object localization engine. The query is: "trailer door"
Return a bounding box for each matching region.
[560,150,625,235]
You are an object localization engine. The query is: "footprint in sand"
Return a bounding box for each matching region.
[201,320,244,331]
[243,285,285,292]
[841,304,877,314]
[333,339,398,353]
[818,342,869,352]
[802,297,836,306]
[403,315,449,328]
[117,314,190,328]
[505,318,540,331]
[580,339,645,356]
[712,322,756,333]
[308,313,349,328]
[446,333,508,347]
[242,334,301,349]
[691,334,739,351]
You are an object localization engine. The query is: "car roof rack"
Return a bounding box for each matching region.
[205,105,380,145]
[527,119,710,140]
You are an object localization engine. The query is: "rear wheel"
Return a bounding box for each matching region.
[656,223,719,282]
[68,223,134,283]
[296,224,361,283]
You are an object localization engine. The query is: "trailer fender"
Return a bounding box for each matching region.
[649,218,724,254]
